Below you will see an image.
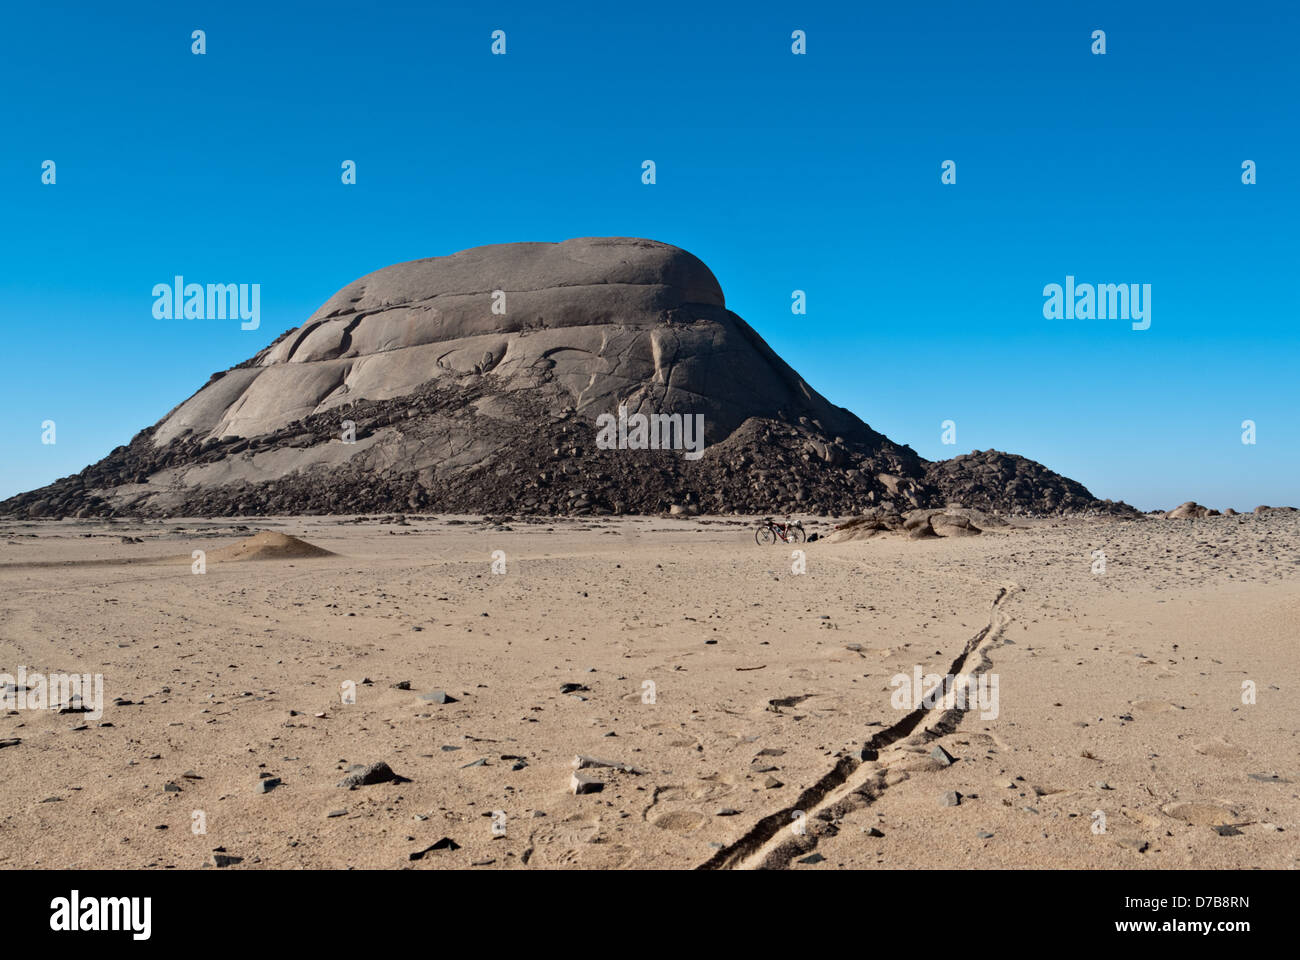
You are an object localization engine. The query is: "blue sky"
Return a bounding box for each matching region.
[1,0,1296,510]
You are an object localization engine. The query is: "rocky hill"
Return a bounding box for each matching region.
[1,238,1134,520]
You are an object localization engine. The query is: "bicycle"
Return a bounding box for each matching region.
[756,516,805,545]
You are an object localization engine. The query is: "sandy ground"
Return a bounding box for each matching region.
[0,512,1296,870]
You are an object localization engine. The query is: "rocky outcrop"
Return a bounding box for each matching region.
[1,238,1137,520]
[150,237,878,449]
[924,450,1131,517]
[827,507,1008,542]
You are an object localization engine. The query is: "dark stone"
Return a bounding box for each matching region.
[931,745,956,767]
[336,761,407,788]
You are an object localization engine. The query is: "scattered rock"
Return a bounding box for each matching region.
[572,755,644,775]
[931,745,956,767]
[336,761,406,789]
[570,772,604,795]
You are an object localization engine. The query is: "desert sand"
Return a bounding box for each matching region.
[0,512,1296,869]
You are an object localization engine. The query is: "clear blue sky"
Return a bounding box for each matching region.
[2,1,1296,510]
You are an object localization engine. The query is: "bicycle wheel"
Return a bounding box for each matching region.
[756,526,776,546]
[785,525,806,544]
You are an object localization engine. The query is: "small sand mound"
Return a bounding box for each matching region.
[207,531,335,562]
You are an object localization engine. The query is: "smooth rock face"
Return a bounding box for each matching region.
[0,238,1135,520]
[153,237,851,447]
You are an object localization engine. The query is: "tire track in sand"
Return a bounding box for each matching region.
[697,583,1019,870]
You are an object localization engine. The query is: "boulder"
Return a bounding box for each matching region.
[929,513,981,537]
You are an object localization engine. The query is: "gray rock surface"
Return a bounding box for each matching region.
[336,760,402,789]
